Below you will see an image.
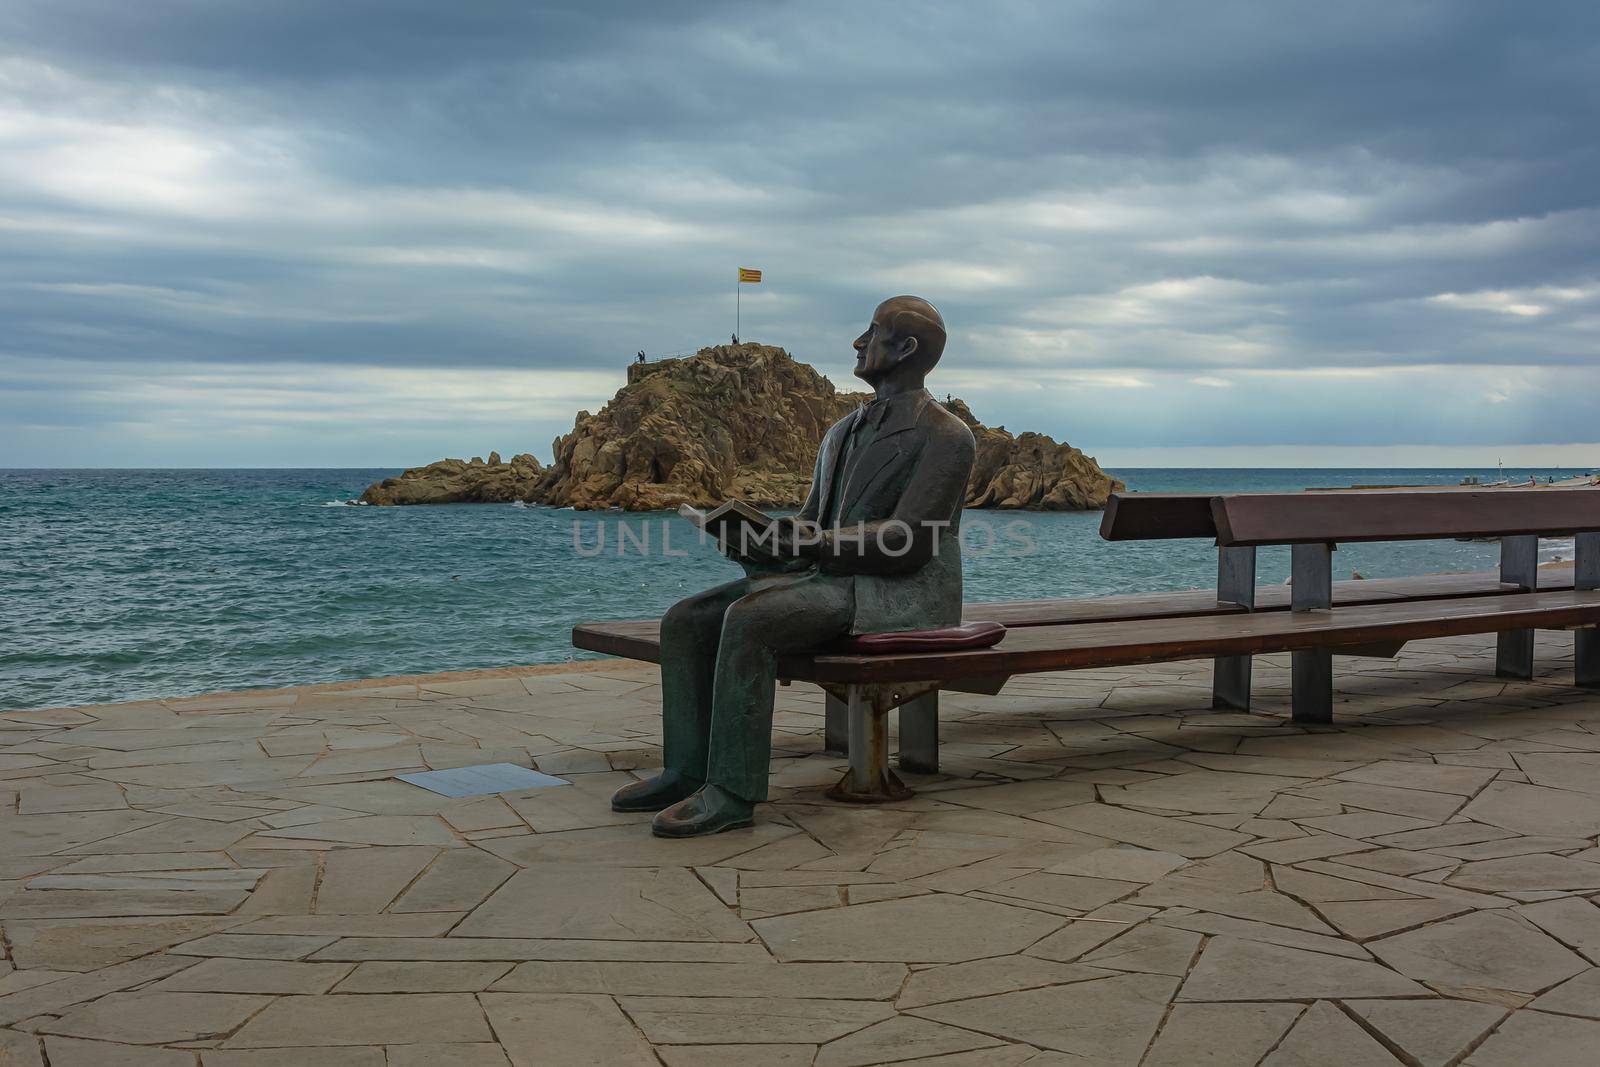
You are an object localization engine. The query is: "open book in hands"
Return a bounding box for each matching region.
[679,500,780,558]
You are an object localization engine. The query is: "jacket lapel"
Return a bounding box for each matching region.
[814,412,857,524]
[838,391,932,519]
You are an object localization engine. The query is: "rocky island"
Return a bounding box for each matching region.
[361,343,1123,510]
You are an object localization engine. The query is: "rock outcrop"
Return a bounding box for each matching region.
[946,399,1125,510]
[361,452,544,506]
[361,343,1123,510]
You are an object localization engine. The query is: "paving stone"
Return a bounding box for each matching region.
[203,1049,385,1066]
[1273,865,1417,902]
[910,971,1177,1064]
[738,884,843,918]
[1448,854,1600,892]
[619,994,892,1044]
[983,871,1141,911]
[4,917,235,971]
[1132,852,1334,932]
[1436,835,1596,860]
[43,1036,195,1066]
[1335,847,1456,877]
[477,821,798,867]
[1517,897,1600,964]
[1142,1002,1303,1067]
[256,815,455,847]
[390,849,515,913]
[1529,966,1600,1017]
[1317,896,1472,941]
[149,957,352,994]
[1463,1009,1600,1066]
[897,956,1112,1009]
[492,961,904,999]
[1027,802,1248,857]
[383,1045,511,1066]
[40,991,272,1043]
[477,991,692,1066]
[658,1046,815,1067]
[1040,846,1187,883]
[171,934,336,960]
[225,994,492,1047]
[1292,781,1466,822]
[938,779,1097,814]
[1237,833,1370,864]
[314,845,438,914]
[1346,999,1507,1067]
[1081,923,1202,975]
[814,1015,1000,1066]
[333,962,514,992]
[0,1031,43,1067]
[753,893,1061,963]
[1155,912,1371,960]
[1369,911,1589,994]
[0,956,199,1027]
[1178,937,1426,1001]
[1334,760,1498,795]
[1023,903,1150,962]
[454,865,751,942]
[1294,811,1438,839]
[1102,770,1306,815]
[1460,781,1600,837]
[314,936,772,963]
[233,914,462,937]
[1261,1000,1403,1065]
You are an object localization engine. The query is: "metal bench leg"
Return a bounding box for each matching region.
[898,691,939,774]
[827,684,912,803]
[1291,542,1334,724]
[824,691,848,754]
[1496,535,1538,680]
[1213,546,1256,709]
[1577,533,1600,689]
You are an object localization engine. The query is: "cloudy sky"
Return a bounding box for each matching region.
[3,1,1598,469]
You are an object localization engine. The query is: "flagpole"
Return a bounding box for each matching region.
[736,275,741,341]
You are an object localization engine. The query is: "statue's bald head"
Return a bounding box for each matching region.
[877,296,946,368]
[853,295,947,385]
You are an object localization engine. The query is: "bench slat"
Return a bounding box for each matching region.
[570,569,1577,663]
[791,589,1600,683]
[1213,489,1600,547]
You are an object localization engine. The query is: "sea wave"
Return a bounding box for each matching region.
[318,499,368,507]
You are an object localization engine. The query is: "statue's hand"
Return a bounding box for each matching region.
[771,516,826,560]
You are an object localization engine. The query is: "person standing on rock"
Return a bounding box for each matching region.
[612,296,976,836]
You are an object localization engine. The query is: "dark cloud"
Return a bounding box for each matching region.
[1,1,1597,465]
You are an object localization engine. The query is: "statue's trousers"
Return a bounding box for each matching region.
[659,572,853,802]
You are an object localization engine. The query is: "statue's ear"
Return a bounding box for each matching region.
[897,334,919,359]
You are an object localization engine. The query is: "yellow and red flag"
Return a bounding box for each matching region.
[738,267,762,284]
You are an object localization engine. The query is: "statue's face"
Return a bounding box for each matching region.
[852,302,916,382]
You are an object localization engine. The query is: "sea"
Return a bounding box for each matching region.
[1,467,1591,712]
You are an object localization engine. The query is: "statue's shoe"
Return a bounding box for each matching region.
[611,770,702,813]
[651,785,754,838]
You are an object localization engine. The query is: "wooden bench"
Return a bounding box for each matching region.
[573,489,1600,802]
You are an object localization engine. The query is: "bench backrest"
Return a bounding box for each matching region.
[1212,489,1600,547]
[1098,494,1217,541]
[1100,488,1600,547]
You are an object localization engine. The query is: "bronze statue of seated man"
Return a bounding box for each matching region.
[611,296,977,836]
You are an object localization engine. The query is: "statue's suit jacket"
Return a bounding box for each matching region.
[795,388,976,635]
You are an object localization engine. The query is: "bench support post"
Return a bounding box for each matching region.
[826,684,916,803]
[824,692,848,754]
[1213,546,1257,710]
[1291,542,1334,724]
[898,691,939,774]
[1496,535,1539,680]
[1577,533,1600,688]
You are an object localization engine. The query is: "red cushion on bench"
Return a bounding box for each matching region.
[832,621,1006,654]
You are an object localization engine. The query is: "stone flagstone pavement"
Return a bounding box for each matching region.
[2,633,1600,1065]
